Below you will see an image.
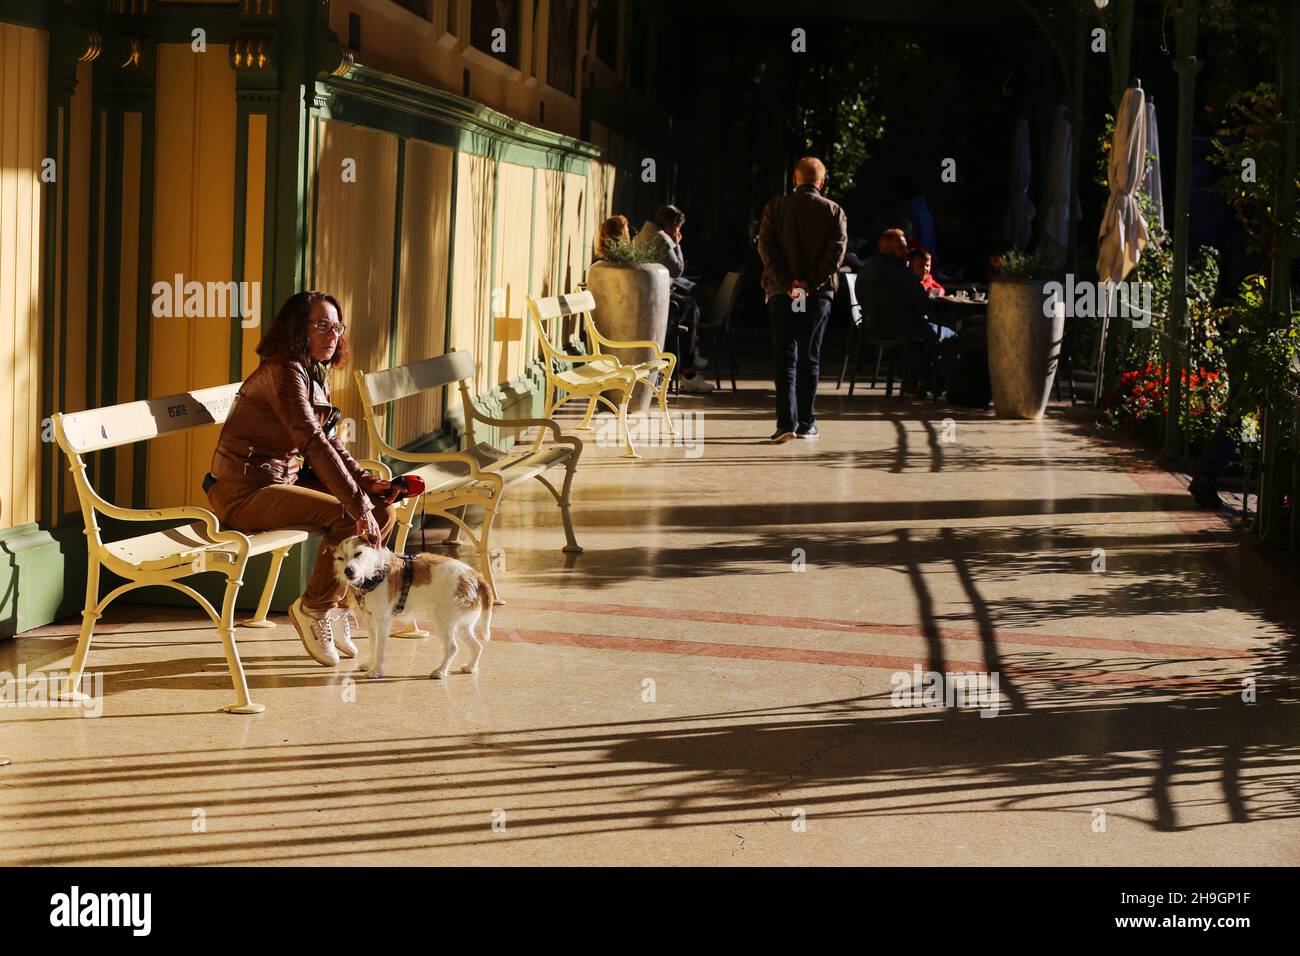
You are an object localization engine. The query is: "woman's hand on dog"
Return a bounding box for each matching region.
[355,509,382,543]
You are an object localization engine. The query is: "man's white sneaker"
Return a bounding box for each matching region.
[693,354,710,369]
[679,375,714,394]
[289,598,340,666]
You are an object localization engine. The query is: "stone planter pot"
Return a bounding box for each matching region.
[987,276,1066,420]
[585,260,671,413]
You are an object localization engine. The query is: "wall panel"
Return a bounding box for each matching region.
[531,166,564,365]
[58,60,93,520]
[448,151,494,396]
[558,169,587,343]
[491,160,533,386]
[311,118,398,461]
[113,111,142,504]
[240,112,267,377]
[390,137,453,447]
[148,44,237,507]
[0,23,47,530]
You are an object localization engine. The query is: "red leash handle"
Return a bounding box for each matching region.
[381,474,426,504]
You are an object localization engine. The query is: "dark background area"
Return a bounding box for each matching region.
[598,0,1285,330]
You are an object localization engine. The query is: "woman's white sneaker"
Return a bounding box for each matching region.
[332,608,359,659]
[289,598,340,666]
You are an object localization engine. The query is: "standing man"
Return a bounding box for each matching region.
[757,157,847,442]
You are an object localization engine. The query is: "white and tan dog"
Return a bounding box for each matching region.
[334,535,493,680]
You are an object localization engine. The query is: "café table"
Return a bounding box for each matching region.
[933,292,988,330]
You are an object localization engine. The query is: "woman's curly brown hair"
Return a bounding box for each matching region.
[256,291,351,369]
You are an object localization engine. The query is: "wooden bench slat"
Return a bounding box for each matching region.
[361,351,476,405]
[529,290,596,321]
[103,523,314,572]
[59,383,243,453]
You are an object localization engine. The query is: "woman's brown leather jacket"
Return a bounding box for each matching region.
[209,355,377,520]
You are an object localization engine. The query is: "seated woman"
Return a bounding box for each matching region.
[205,291,397,666]
[594,214,631,260]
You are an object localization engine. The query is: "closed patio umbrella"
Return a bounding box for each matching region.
[1141,98,1165,233]
[1094,84,1150,400]
[1039,104,1079,266]
[1002,116,1036,251]
[1097,85,1150,284]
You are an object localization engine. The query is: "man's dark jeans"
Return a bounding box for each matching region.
[769,294,832,433]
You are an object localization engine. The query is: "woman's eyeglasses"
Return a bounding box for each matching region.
[310,320,345,336]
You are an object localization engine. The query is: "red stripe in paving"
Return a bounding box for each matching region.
[500,628,1239,692]
[505,598,1253,660]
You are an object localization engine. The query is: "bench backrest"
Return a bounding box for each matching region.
[527,290,595,322]
[354,349,477,456]
[54,383,242,455]
[51,383,243,537]
[527,291,596,363]
[357,350,475,406]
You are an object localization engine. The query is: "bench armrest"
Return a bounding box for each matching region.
[558,350,617,365]
[466,407,581,449]
[90,500,251,550]
[92,500,221,533]
[382,448,506,492]
[583,313,672,360]
[354,457,393,481]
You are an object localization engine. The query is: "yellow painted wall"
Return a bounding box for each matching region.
[327,0,584,139]
[390,137,453,448]
[0,23,47,530]
[491,161,533,386]
[147,44,237,508]
[310,117,398,462]
[448,150,494,396]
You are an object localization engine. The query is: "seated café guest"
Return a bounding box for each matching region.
[594,214,631,260]
[636,204,712,393]
[635,204,686,277]
[857,228,954,394]
[909,247,945,296]
[205,291,397,667]
[858,228,934,319]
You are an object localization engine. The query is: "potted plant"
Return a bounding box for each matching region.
[585,238,671,413]
[987,249,1066,420]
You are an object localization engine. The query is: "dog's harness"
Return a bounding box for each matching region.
[353,554,415,614]
[393,555,415,615]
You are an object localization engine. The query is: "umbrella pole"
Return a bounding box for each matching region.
[1095,294,1110,405]
[1164,0,1201,461]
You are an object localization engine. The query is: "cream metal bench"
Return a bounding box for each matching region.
[49,384,376,714]
[354,348,583,605]
[527,290,676,457]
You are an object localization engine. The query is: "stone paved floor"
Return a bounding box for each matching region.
[2,379,1297,865]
